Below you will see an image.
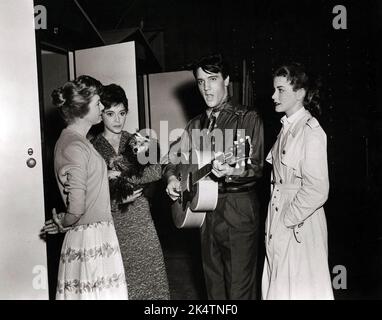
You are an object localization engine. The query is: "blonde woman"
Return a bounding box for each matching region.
[42,76,128,300]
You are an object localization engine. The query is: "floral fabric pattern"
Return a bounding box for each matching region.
[56,220,128,300]
[57,273,126,295]
[60,242,121,263]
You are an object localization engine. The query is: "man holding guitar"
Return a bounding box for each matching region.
[164,54,264,300]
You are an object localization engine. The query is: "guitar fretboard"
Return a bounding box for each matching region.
[191,163,213,186]
[189,136,249,186]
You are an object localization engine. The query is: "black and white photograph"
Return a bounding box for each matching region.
[0,0,380,304]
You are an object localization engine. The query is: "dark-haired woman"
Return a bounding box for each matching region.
[91,84,170,300]
[261,64,333,300]
[45,76,128,299]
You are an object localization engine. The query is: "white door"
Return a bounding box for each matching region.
[0,0,48,299]
[73,42,140,133]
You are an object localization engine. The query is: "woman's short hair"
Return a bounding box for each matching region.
[101,84,129,111]
[274,62,322,117]
[51,75,103,124]
[192,54,230,80]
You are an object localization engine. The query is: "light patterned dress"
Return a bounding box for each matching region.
[92,131,170,300]
[54,128,128,300]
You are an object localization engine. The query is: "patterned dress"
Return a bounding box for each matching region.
[92,131,170,300]
[54,128,128,300]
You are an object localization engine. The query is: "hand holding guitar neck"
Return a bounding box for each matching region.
[211,136,252,178]
[211,159,235,178]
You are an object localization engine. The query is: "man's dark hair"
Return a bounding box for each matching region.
[192,54,230,80]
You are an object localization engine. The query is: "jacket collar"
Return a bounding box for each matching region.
[205,97,235,116]
[283,109,312,137]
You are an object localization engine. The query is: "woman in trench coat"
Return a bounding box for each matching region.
[261,63,334,300]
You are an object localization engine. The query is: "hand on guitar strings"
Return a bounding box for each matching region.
[166,176,181,201]
[212,159,235,178]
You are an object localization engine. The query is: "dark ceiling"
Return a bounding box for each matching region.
[34,0,379,76]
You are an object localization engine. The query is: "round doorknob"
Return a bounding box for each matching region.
[26,158,36,168]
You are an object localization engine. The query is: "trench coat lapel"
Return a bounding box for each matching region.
[280,111,311,177]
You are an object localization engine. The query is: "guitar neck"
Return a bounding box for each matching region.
[191,163,213,186]
[189,138,248,186]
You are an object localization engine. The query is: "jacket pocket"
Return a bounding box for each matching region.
[292,222,304,244]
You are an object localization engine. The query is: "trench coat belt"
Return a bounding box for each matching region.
[271,183,303,243]
[272,183,300,192]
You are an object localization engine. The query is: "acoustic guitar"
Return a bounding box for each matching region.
[172,136,251,228]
